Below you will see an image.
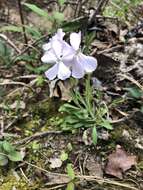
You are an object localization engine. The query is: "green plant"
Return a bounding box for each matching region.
[103,0,142,21]
[125,86,143,99]
[0,141,22,166]
[55,77,112,145]
[125,86,143,112]
[66,163,75,190]
[23,2,64,27]
[0,39,12,66]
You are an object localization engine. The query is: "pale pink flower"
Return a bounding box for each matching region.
[69,32,97,79]
[41,29,97,80]
[41,29,73,80]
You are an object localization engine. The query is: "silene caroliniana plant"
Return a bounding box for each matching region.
[41,29,112,144]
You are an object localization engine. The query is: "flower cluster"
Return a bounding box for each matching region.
[41,29,97,80]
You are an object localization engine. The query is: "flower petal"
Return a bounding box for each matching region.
[70,32,81,51]
[41,50,56,63]
[55,28,65,41]
[62,43,74,62]
[45,64,58,80]
[79,53,97,72]
[42,42,51,51]
[71,57,84,79]
[51,38,63,58]
[58,61,71,80]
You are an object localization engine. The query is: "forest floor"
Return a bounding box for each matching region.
[0,0,143,190]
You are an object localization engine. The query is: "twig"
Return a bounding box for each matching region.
[24,161,139,190]
[12,34,48,63]
[15,75,38,80]
[111,117,127,123]
[91,44,124,56]
[17,0,29,48]
[98,44,124,54]
[88,0,109,25]
[20,167,30,183]
[5,118,18,130]
[14,131,63,145]
[5,113,28,130]
[119,73,143,91]
[0,118,4,137]
[47,184,66,190]
[0,34,21,53]
[0,80,34,91]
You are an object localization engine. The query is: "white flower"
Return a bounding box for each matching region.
[41,29,98,80]
[42,28,65,52]
[41,29,73,80]
[69,32,97,78]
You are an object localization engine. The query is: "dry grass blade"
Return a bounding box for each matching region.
[119,73,143,91]
[0,80,34,91]
[24,161,139,190]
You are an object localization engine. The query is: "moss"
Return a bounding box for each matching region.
[111,125,123,140]
[18,98,62,135]
[0,173,39,190]
[31,98,61,119]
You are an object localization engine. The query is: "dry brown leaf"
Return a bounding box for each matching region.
[45,174,70,186]
[52,80,73,101]
[86,156,103,178]
[105,145,137,179]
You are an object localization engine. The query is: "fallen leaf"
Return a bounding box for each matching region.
[45,174,70,186]
[35,166,70,186]
[49,80,72,101]
[49,158,62,169]
[105,145,137,179]
[86,156,103,178]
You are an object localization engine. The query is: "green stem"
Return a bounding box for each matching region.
[85,74,94,118]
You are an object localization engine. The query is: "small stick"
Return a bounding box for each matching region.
[47,184,66,190]
[12,34,48,63]
[119,73,143,91]
[24,161,138,190]
[20,167,30,183]
[15,75,38,80]
[98,44,124,54]
[0,80,34,91]
[88,0,109,25]
[14,131,63,145]
[17,0,29,49]
[0,34,21,53]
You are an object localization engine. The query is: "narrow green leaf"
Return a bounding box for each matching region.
[23,3,51,19]
[92,126,97,145]
[100,119,113,130]
[0,25,22,32]
[66,182,75,190]
[59,103,79,112]
[100,107,108,117]
[25,26,41,39]
[66,163,75,180]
